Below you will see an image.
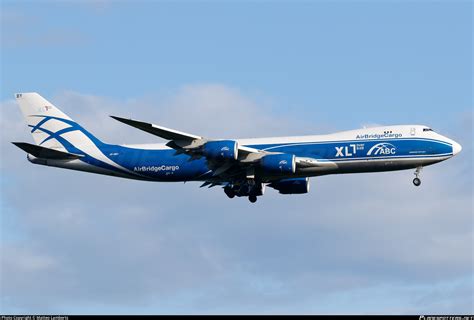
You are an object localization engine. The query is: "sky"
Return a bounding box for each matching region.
[0,0,473,315]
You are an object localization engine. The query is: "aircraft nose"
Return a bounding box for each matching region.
[452,141,462,156]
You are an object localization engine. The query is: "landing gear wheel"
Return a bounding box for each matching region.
[413,177,421,187]
[224,188,235,199]
[249,195,257,203]
[413,166,422,187]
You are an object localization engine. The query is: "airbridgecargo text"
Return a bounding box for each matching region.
[356,132,402,139]
[134,165,180,172]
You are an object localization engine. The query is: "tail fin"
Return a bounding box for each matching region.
[15,92,103,150]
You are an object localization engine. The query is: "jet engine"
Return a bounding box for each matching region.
[260,153,296,174]
[269,177,310,194]
[202,140,238,161]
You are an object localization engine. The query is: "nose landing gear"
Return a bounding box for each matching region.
[413,166,422,186]
[413,177,421,186]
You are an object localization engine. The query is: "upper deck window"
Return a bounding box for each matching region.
[423,128,434,132]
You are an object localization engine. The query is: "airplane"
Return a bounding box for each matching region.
[12,92,462,203]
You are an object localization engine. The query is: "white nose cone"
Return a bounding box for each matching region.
[452,141,462,156]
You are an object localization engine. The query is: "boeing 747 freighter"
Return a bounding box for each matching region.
[12,93,462,203]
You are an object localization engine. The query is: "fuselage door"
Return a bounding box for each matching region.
[410,127,416,136]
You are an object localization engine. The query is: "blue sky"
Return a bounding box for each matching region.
[1,0,472,314]
[2,1,472,127]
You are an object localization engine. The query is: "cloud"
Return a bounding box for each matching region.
[0,85,472,314]
[51,84,312,142]
[0,8,88,48]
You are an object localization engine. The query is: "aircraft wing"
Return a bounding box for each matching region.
[111,115,264,159]
[110,116,202,141]
[111,116,334,181]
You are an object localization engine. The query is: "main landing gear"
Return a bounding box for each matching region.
[223,179,263,203]
[413,166,422,187]
[224,187,235,199]
[249,195,257,203]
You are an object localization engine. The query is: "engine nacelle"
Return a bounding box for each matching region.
[202,140,238,161]
[260,153,296,174]
[269,177,310,194]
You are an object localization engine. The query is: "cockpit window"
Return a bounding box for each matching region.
[423,128,434,132]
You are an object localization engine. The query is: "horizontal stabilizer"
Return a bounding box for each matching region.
[12,142,83,160]
[110,116,202,141]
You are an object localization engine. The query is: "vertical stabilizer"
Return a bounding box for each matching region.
[15,92,103,150]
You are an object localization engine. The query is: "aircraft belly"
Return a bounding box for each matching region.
[27,155,147,180]
[331,157,447,174]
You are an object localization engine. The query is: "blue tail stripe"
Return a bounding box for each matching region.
[30,124,137,176]
[38,126,80,146]
[30,115,104,147]
[28,125,84,154]
[30,117,51,133]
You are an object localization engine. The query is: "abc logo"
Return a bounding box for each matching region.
[367,143,396,156]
